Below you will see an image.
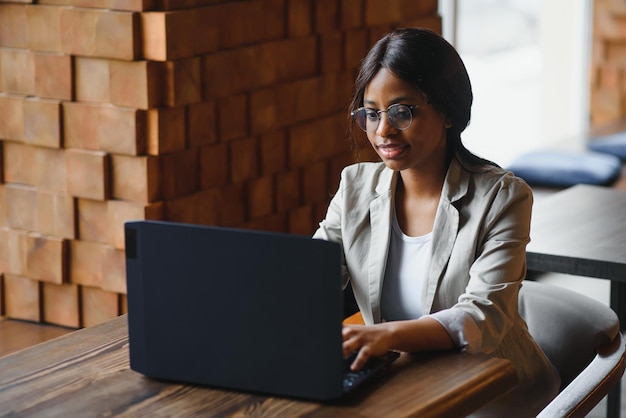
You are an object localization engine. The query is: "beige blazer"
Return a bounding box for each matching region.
[313,157,560,416]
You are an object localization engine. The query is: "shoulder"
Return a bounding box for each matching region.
[341,161,387,179]
[455,158,532,202]
[448,160,533,236]
[476,165,531,196]
[333,162,394,212]
[490,170,532,209]
[444,158,533,222]
[339,162,391,190]
[464,165,534,224]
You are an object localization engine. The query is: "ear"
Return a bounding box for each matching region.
[444,119,452,129]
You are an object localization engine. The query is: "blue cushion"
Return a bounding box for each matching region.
[587,131,626,159]
[507,150,621,188]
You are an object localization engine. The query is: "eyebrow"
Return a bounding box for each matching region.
[363,96,418,107]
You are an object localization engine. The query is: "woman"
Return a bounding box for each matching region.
[312,28,559,417]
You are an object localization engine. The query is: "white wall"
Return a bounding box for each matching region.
[539,0,592,147]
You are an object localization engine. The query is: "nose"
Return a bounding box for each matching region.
[375,111,396,136]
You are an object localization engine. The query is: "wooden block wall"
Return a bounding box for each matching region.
[0,0,441,328]
[590,0,626,126]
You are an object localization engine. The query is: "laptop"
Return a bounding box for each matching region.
[124,220,399,401]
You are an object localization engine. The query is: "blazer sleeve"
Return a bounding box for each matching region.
[429,175,533,354]
[312,173,350,288]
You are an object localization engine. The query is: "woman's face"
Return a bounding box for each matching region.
[362,68,449,173]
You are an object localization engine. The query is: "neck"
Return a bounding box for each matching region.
[398,154,450,199]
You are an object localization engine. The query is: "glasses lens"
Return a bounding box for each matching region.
[352,108,375,132]
[388,104,413,130]
[351,105,414,132]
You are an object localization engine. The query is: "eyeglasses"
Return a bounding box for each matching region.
[351,103,418,133]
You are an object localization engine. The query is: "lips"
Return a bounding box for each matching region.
[377,143,409,159]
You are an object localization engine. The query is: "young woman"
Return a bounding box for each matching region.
[312,28,559,417]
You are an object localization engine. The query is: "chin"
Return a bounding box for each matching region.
[380,159,408,172]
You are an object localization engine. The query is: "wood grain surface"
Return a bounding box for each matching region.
[0,315,517,417]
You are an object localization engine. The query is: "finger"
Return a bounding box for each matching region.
[342,336,359,357]
[342,344,351,358]
[341,325,361,340]
[351,347,371,371]
[342,326,352,340]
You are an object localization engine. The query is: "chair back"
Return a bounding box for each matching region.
[518,280,619,389]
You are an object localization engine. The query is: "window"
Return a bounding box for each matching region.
[439,0,592,167]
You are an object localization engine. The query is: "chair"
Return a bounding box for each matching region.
[519,280,626,418]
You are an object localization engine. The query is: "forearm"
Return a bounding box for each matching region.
[386,316,455,352]
[342,316,455,371]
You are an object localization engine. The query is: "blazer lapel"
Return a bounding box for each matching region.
[365,169,396,324]
[424,158,468,313]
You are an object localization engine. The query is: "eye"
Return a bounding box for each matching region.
[365,109,379,121]
[391,105,412,121]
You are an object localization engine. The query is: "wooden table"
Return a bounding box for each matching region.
[526,184,626,418]
[0,315,517,418]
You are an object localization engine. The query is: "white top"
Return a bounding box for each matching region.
[380,208,432,321]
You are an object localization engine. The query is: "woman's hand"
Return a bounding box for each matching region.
[342,317,455,371]
[342,323,396,371]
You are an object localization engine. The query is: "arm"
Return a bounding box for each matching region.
[342,317,454,370]
[434,176,533,354]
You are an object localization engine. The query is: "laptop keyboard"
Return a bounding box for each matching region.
[342,350,400,393]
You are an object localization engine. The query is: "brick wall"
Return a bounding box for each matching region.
[0,0,441,327]
[590,0,626,127]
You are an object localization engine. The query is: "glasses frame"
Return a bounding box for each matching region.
[351,103,418,133]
